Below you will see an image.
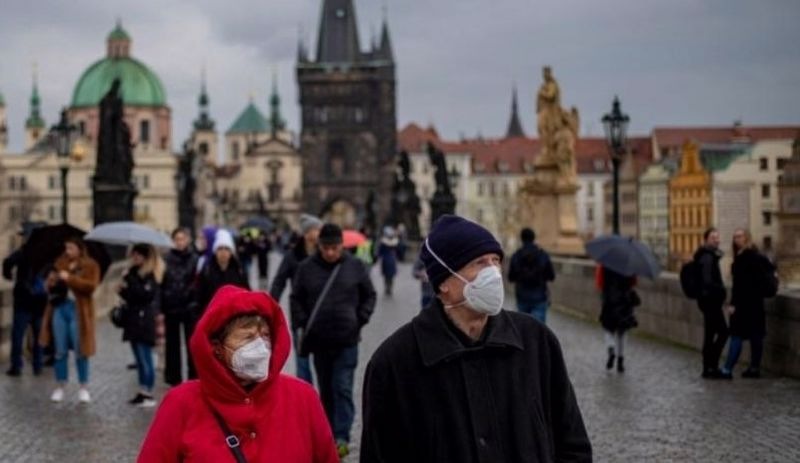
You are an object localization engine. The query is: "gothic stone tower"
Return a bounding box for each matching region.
[297,0,396,228]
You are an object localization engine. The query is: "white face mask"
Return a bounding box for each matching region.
[228,337,271,382]
[425,239,505,316]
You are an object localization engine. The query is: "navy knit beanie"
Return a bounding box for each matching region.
[420,214,504,293]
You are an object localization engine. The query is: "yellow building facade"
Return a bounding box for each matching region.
[669,141,712,270]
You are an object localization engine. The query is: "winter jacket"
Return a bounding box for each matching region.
[729,247,771,339]
[599,266,638,333]
[39,254,100,357]
[290,253,376,353]
[360,299,592,462]
[161,248,199,314]
[269,237,311,301]
[508,243,555,304]
[119,267,161,346]
[196,257,250,315]
[3,249,48,313]
[376,241,398,279]
[137,286,338,463]
[694,245,726,303]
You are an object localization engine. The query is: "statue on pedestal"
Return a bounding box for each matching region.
[427,142,456,226]
[93,78,138,225]
[177,140,198,235]
[389,151,421,240]
[535,66,579,183]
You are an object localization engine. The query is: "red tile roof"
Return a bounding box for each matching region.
[654,125,800,148]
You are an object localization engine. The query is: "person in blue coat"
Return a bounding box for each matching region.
[375,226,399,296]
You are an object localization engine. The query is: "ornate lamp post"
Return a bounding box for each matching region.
[50,108,77,223]
[601,96,629,235]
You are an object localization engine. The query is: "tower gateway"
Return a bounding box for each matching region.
[297,0,396,229]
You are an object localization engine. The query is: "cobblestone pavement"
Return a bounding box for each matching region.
[1,257,799,462]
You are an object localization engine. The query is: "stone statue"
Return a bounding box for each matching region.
[390,151,421,240]
[96,78,134,185]
[177,141,198,234]
[535,67,578,182]
[427,142,456,225]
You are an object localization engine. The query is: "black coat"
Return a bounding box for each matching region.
[3,249,48,313]
[729,248,770,339]
[695,245,726,303]
[268,237,310,301]
[290,253,376,353]
[161,248,198,314]
[360,300,591,462]
[196,257,250,314]
[119,268,160,346]
[599,267,638,333]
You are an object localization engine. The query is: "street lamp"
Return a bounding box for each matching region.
[50,107,77,223]
[601,96,630,235]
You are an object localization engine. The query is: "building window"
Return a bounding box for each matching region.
[763,236,773,250]
[489,182,496,197]
[759,158,768,171]
[502,182,510,197]
[9,205,19,221]
[48,205,58,221]
[232,142,240,161]
[587,182,595,197]
[477,209,484,223]
[140,120,151,144]
[763,211,772,226]
[142,175,150,189]
[777,158,788,170]
[761,184,770,198]
[78,120,86,136]
[587,205,594,222]
[199,142,209,155]
[478,182,484,197]
[9,177,16,191]
[48,175,57,190]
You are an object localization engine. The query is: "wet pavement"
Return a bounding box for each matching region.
[1,257,799,462]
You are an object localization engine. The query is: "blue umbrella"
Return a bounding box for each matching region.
[585,235,661,279]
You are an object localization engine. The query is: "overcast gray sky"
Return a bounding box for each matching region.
[1,0,799,153]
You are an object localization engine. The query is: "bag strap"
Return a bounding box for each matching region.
[206,402,248,463]
[303,263,343,335]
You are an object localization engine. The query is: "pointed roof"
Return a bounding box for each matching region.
[108,20,131,42]
[505,85,525,138]
[227,100,269,134]
[315,0,361,63]
[26,70,45,129]
[377,14,393,61]
[194,71,215,131]
[268,71,286,135]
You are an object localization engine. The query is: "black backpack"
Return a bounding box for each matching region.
[680,259,702,300]
[515,247,545,286]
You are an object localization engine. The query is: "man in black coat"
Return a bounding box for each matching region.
[694,227,728,379]
[161,228,199,386]
[290,223,376,458]
[269,213,323,384]
[361,214,591,463]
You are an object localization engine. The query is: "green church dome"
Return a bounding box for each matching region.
[71,23,166,108]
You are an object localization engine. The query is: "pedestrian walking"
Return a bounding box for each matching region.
[596,265,638,373]
[256,231,272,282]
[375,226,399,296]
[3,224,48,377]
[291,223,377,458]
[721,229,776,379]
[137,285,338,462]
[694,227,729,379]
[269,213,323,384]
[196,229,250,314]
[412,256,434,310]
[360,215,591,462]
[39,237,101,403]
[161,228,199,386]
[508,227,555,323]
[119,244,164,407]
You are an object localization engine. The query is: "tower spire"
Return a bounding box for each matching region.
[26,63,45,130]
[269,66,286,136]
[505,84,525,138]
[378,4,394,61]
[316,0,361,63]
[193,67,215,131]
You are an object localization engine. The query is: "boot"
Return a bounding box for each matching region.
[606,347,615,370]
[617,356,625,373]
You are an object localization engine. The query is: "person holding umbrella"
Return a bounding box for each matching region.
[39,237,101,403]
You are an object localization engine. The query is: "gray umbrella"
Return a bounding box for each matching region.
[85,221,173,248]
[585,235,662,279]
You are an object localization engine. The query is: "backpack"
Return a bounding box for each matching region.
[680,259,702,299]
[514,247,545,286]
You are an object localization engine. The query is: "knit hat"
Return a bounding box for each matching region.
[212,229,236,254]
[420,215,504,292]
[299,214,323,234]
[318,223,343,245]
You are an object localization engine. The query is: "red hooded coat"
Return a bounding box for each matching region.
[138,285,338,462]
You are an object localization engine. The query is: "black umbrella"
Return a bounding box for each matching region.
[585,235,661,280]
[241,216,274,232]
[23,224,112,279]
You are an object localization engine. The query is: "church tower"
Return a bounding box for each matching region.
[25,68,46,151]
[506,85,525,138]
[191,70,218,164]
[0,88,8,152]
[296,0,397,227]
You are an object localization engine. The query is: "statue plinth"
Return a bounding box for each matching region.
[519,161,584,256]
[93,180,137,225]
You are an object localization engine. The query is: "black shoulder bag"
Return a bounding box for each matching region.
[207,402,247,463]
[298,263,342,356]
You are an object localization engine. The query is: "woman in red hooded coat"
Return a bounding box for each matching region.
[138,285,338,462]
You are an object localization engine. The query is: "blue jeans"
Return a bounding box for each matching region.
[518,300,549,324]
[131,342,155,391]
[10,307,44,372]
[723,335,764,373]
[52,300,89,384]
[296,355,314,385]
[313,345,358,443]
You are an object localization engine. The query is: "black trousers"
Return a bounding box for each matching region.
[698,298,729,370]
[164,311,197,385]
